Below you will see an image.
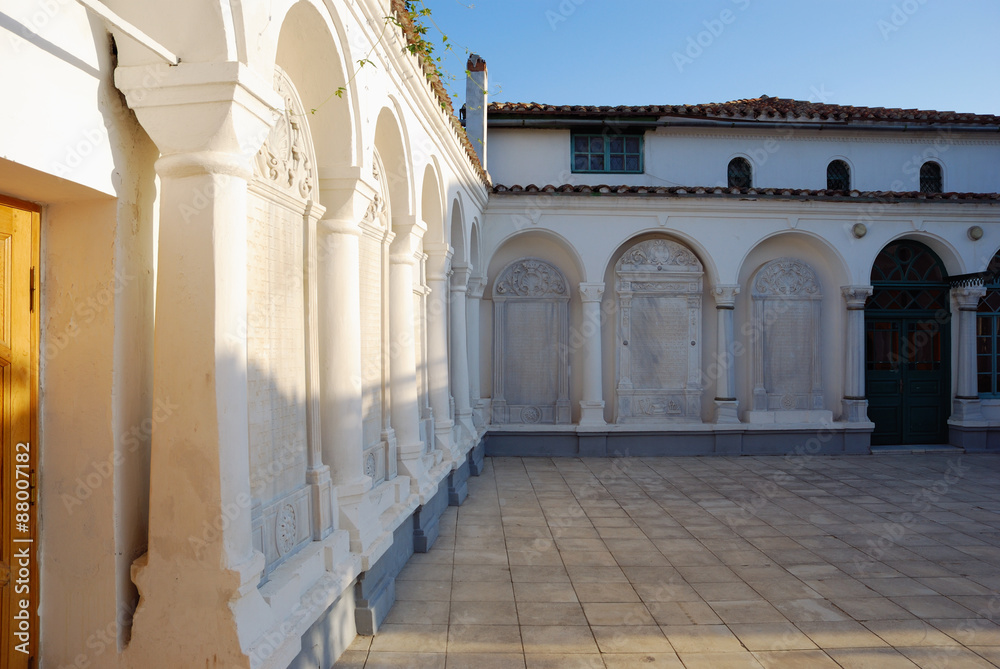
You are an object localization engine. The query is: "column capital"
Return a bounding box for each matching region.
[424,243,454,281]
[579,282,606,303]
[115,61,280,173]
[452,263,472,289]
[389,214,427,257]
[319,169,379,233]
[467,276,486,299]
[711,284,740,308]
[841,285,874,309]
[953,285,987,310]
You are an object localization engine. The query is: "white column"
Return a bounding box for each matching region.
[390,219,434,491]
[451,263,475,444]
[115,62,277,667]
[712,285,740,423]
[467,276,487,426]
[841,285,873,422]
[578,282,607,425]
[952,285,987,422]
[424,243,456,460]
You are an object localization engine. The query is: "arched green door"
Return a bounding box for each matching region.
[865,241,951,445]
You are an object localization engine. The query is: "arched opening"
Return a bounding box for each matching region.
[920,161,943,194]
[827,159,851,191]
[866,240,951,444]
[976,250,1000,396]
[728,157,752,189]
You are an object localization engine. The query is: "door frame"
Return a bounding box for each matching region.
[0,193,40,668]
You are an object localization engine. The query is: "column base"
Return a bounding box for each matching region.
[454,409,476,451]
[433,419,454,459]
[842,398,870,423]
[579,400,607,426]
[713,399,740,424]
[951,397,986,423]
[306,465,336,540]
[338,475,414,569]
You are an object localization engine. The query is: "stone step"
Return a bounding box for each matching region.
[870,443,965,455]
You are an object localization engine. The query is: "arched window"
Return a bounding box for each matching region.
[728,157,752,188]
[977,250,1000,396]
[827,160,850,191]
[920,161,943,193]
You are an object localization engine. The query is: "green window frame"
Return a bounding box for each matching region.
[977,255,1000,397]
[572,133,643,174]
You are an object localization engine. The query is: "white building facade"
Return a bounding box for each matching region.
[0,1,999,667]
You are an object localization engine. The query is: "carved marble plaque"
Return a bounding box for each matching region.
[750,258,824,413]
[492,259,571,424]
[615,240,704,423]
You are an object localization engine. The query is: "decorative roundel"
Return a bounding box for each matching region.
[276,504,297,556]
[781,394,797,410]
[522,406,541,423]
[365,453,377,479]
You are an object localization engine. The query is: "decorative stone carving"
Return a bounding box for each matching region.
[748,258,827,421]
[615,239,704,423]
[495,258,567,298]
[492,258,571,425]
[254,66,316,199]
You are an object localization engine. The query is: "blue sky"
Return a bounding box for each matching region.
[423,0,1000,115]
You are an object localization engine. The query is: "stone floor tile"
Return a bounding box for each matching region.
[676,565,741,583]
[929,619,1000,646]
[520,625,599,654]
[453,549,508,566]
[451,580,514,602]
[859,577,941,597]
[770,598,849,622]
[890,596,979,619]
[646,600,723,626]
[592,625,674,653]
[395,579,452,602]
[553,537,607,552]
[512,581,578,603]
[748,578,823,600]
[824,647,923,668]
[728,622,818,651]
[516,601,588,626]
[449,600,518,626]
[692,581,762,602]
[864,619,964,647]
[796,620,890,648]
[752,649,841,669]
[582,601,655,626]
[601,653,684,668]
[661,624,744,653]
[829,596,917,620]
[369,624,449,653]
[347,634,372,651]
[384,600,451,625]
[444,653,525,669]
[559,551,618,567]
[967,646,1000,664]
[452,564,510,583]
[573,582,640,603]
[506,549,564,567]
[363,652,446,669]
[709,600,790,624]
[523,653,605,668]
[896,645,998,668]
[398,562,453,581]
[633,579,701,602]
[446,624,522,654]
[621,566,681,583]
[675,651,765,669]
[565,565,628,583]
[612,550,672,567]
[509,565,569,583]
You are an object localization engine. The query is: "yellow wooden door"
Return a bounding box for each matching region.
[0,195,38,669]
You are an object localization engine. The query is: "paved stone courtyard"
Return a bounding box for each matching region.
[336,454,1000,668]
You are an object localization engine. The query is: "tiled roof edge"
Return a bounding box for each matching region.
[491,184,1000,202]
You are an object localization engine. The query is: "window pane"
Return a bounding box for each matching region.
[626,156,639,171]
[590,137,604,152]
[574,155,588,171]
[980,373,993,394]
[625,137,640,153]
[609,137,624,152]
[590,156,604,171]
[574,136,589,152]
[920,162,942,193]
[610,155,624,171]
[827,160,850,190]
[728,158,751,188]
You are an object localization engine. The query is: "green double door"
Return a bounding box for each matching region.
[865,315,950,445]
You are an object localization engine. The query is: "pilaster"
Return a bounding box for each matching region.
[578,282,607,425]
[841,285,873,423]
[712,284,740,424]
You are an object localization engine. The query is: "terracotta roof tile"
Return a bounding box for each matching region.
[488,96,1000,126]
[491,184,1000,202]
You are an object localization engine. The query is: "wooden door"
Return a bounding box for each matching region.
[0,196,39,669]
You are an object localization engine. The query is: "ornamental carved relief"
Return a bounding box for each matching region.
[254,66,317,199]
[751,258,820,298]
[617,239,702,272]
[494,258,568,299]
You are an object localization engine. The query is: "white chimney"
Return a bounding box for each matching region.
[465,53,487,170]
